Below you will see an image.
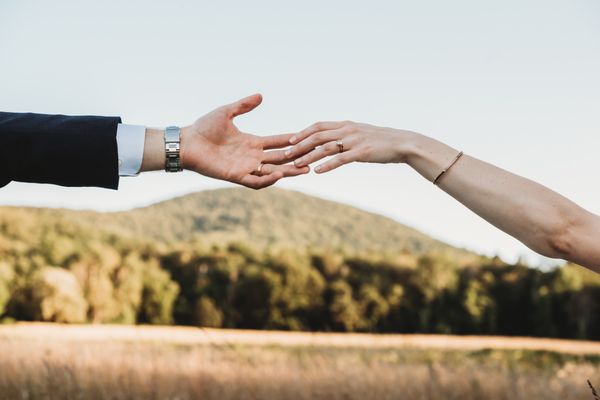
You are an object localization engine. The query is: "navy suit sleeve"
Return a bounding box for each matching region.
[0,112,121,189]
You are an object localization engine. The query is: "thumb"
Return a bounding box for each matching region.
[228,93,263,118]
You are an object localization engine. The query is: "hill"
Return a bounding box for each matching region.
[19,188,473,258]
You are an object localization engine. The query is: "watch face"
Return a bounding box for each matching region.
[165,126,181,143]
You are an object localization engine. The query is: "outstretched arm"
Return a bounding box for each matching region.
[0,95,305,191]
[287,121,600,272]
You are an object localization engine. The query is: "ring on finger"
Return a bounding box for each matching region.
[336,140,344,153]
[256,162,265,176]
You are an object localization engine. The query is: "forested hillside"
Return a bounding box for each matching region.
[0,189,599,339]
[9,188,475,258]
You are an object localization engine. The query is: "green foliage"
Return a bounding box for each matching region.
[233,266,281,329]
[14,267,87,323]
[70,244,122,323]
[459,270,496,334]
[0,262,14,316]
[110,253,146,324]
[0,189,599,340]
[194,297,223,328]
[326,280,361,331]
[1,188,475,259]
[357,284,389,331]
[138,261,179,325]
[550,265,583,293]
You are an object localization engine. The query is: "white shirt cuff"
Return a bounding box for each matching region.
[116,123,145,176]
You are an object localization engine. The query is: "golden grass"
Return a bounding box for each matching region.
[1,323,599,400]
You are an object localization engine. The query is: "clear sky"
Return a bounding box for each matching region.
[1,0,599,265]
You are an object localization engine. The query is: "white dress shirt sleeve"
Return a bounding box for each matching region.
[116,123,146,176]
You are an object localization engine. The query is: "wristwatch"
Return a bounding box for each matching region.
[164,126,182,172]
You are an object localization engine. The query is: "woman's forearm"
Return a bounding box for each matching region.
[288,120,600,271]
[404,133,597,264]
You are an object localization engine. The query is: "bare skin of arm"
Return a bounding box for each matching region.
[286,121,600,273]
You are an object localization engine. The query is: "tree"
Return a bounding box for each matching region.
[111,253,146,324]
[68,242,122,323]
[357,284,389,331]
[411,256,459,332]
[0,262,14,317]
[16,267,87,323]
[325,280,361,332]
[137,261,180,325]
[194,296,223,328]
[265,255,326,330]
[233,267,281,329]
[460,272,496,334]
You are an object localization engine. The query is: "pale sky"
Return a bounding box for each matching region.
[1,0,599,265]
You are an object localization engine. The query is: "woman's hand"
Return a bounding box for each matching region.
[285,121,416,173]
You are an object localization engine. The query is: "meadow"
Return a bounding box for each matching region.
[1,323,600,400]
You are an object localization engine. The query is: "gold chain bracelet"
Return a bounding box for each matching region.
[433,151,464,185]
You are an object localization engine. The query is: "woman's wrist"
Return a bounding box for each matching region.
[389,129,423,164]
[401,131,462,182]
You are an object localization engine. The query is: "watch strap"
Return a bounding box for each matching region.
[164,126,182,172]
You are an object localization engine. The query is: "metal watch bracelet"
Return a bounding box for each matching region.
[164,126,182,172]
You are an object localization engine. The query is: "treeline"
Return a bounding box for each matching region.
[1,216,599,339]
[163,245,600,338]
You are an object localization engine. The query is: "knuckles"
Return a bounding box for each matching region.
[324,142,338,152]
[343,123,357,134]
[312,132,324,143]
[217,106,231,118]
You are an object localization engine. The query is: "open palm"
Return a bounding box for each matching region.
[181,94,308,189]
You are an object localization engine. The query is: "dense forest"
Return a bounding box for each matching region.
[1,189,599,339]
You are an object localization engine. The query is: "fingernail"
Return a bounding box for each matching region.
[315,166,322,173]
[289,136,298,144]
[285,149,292,157]
[294,159,303,166]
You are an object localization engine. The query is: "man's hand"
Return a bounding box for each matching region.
[141,94,309,189]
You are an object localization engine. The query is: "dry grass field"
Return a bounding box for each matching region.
[1,323,600,400]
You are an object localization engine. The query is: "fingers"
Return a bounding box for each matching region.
[240,172,282,190]
[237,158,309,190]
[289,121,347,144]
[240,162,309,189]
[293,141,342,167]
[256,163,310,177]
[260,134,296,150]
[262,149,291,164]
[285,128,347,158]
[263,146,319,165]
[314,151,357,174]
[228,93,263,118]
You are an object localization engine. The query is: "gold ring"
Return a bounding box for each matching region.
[336,140,344,153]
[256,162,264,176]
